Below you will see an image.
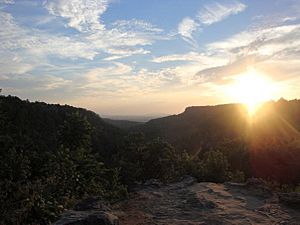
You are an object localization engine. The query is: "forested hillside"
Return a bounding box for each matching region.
[136,104,249,154]
[135,99,300,185]
[137,99,300,155]
[0,96,123,160]
[103,118,143,129]
[0,96,189,225]
[1,96,300,225]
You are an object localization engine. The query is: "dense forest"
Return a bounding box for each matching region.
[136,100,300,154]
[1,95,300,225]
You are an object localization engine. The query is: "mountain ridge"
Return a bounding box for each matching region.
[135,100,300,154]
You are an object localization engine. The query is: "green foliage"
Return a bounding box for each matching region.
[58,112,92,150]
[2,95,300,224]
[0,97,127,225]
[229,170,246,183]
[215,139,250,176]
[199,150,230,183]
[116,133,189,185]
[141,138,181,181]
[250,138,300,185]
[0,147,32,225]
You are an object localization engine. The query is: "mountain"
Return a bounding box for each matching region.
[102,114,167,122]
[134,104,248,154]
[1,95,300,225]
[0,95,123,160]
[136,99,300,155]
[103,118,143,129]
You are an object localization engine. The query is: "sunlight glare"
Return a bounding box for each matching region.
[228,68,276,115]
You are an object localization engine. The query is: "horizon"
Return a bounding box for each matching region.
[1,0,300,115]
[1,93,294,120]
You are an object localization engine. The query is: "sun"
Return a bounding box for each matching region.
[227,68,276,115]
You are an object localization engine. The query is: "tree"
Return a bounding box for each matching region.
[199,150,230,182]
[58,112,92,150]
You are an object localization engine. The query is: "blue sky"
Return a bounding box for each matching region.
[1,0,300,115]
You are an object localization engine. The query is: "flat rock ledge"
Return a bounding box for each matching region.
[53,197,118,225]
[53,210,119,225]
[53,177,300,225]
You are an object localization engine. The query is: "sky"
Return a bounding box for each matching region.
[1,0,300,116]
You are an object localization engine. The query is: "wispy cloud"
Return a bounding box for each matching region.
[85,62,133,82]
[1,0,300,114]
[197,1,246,25]
[0,51,35,75]
[152,52,228,67]
[77,61,208,100]
[0,11,98,60]
[207,24,300,57]
[45,0,108,32]
[44,1,167,59]
[195,23,300,87]
[0,11,101,78]
[177,17,200,47]
[103,48,150,61]
[0,0,14,4]
[0,2,167,76]
[177,1,246,46]
[0,74,72,93]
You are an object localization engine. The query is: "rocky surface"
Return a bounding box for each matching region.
[113,177,300,225]
[278,192,300,208]
[53,210,119,225]
[54,177,300,225]
[53,197,118,225]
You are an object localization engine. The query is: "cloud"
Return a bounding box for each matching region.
[0,7,166,76]
[0,74,72,93]
[0,51,36,75]
[177,17,199,47]
[177,1,246,46]
[85,62,133,82]
[36,75,73,90]
[45,1,167,58]
[0,10,103,78]
[103,48,150,61]
[178,17,199,39]
[195,55,262,84]
[0,0,14,4]
[0,11,98,60]
[197,1,246,25]
[90,18,167,49]
[207,24,300,58]
[2,0,300,114]
[112,19,163,33]
[74,61,203,100]
[193,23,300,90]
[152,51,228,66]
[79,59,222,100]
[78,63,141,98]
[45,0,108,32]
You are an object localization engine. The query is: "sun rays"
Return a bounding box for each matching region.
[226,68,278,116]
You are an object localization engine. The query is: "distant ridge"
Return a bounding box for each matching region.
[103,118,144,129]
[135,100,300,154]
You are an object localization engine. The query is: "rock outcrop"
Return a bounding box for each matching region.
[53,197,118,225]
[114,177,300,225]
[279,192,300,208]
[54,177,300,225]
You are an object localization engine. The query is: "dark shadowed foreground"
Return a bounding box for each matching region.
[55,177,300,225]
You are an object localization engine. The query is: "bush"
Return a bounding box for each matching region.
[0,111,127,225]
[116,133,191,185]
[229,170,246,183]
[198,150,230,183]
